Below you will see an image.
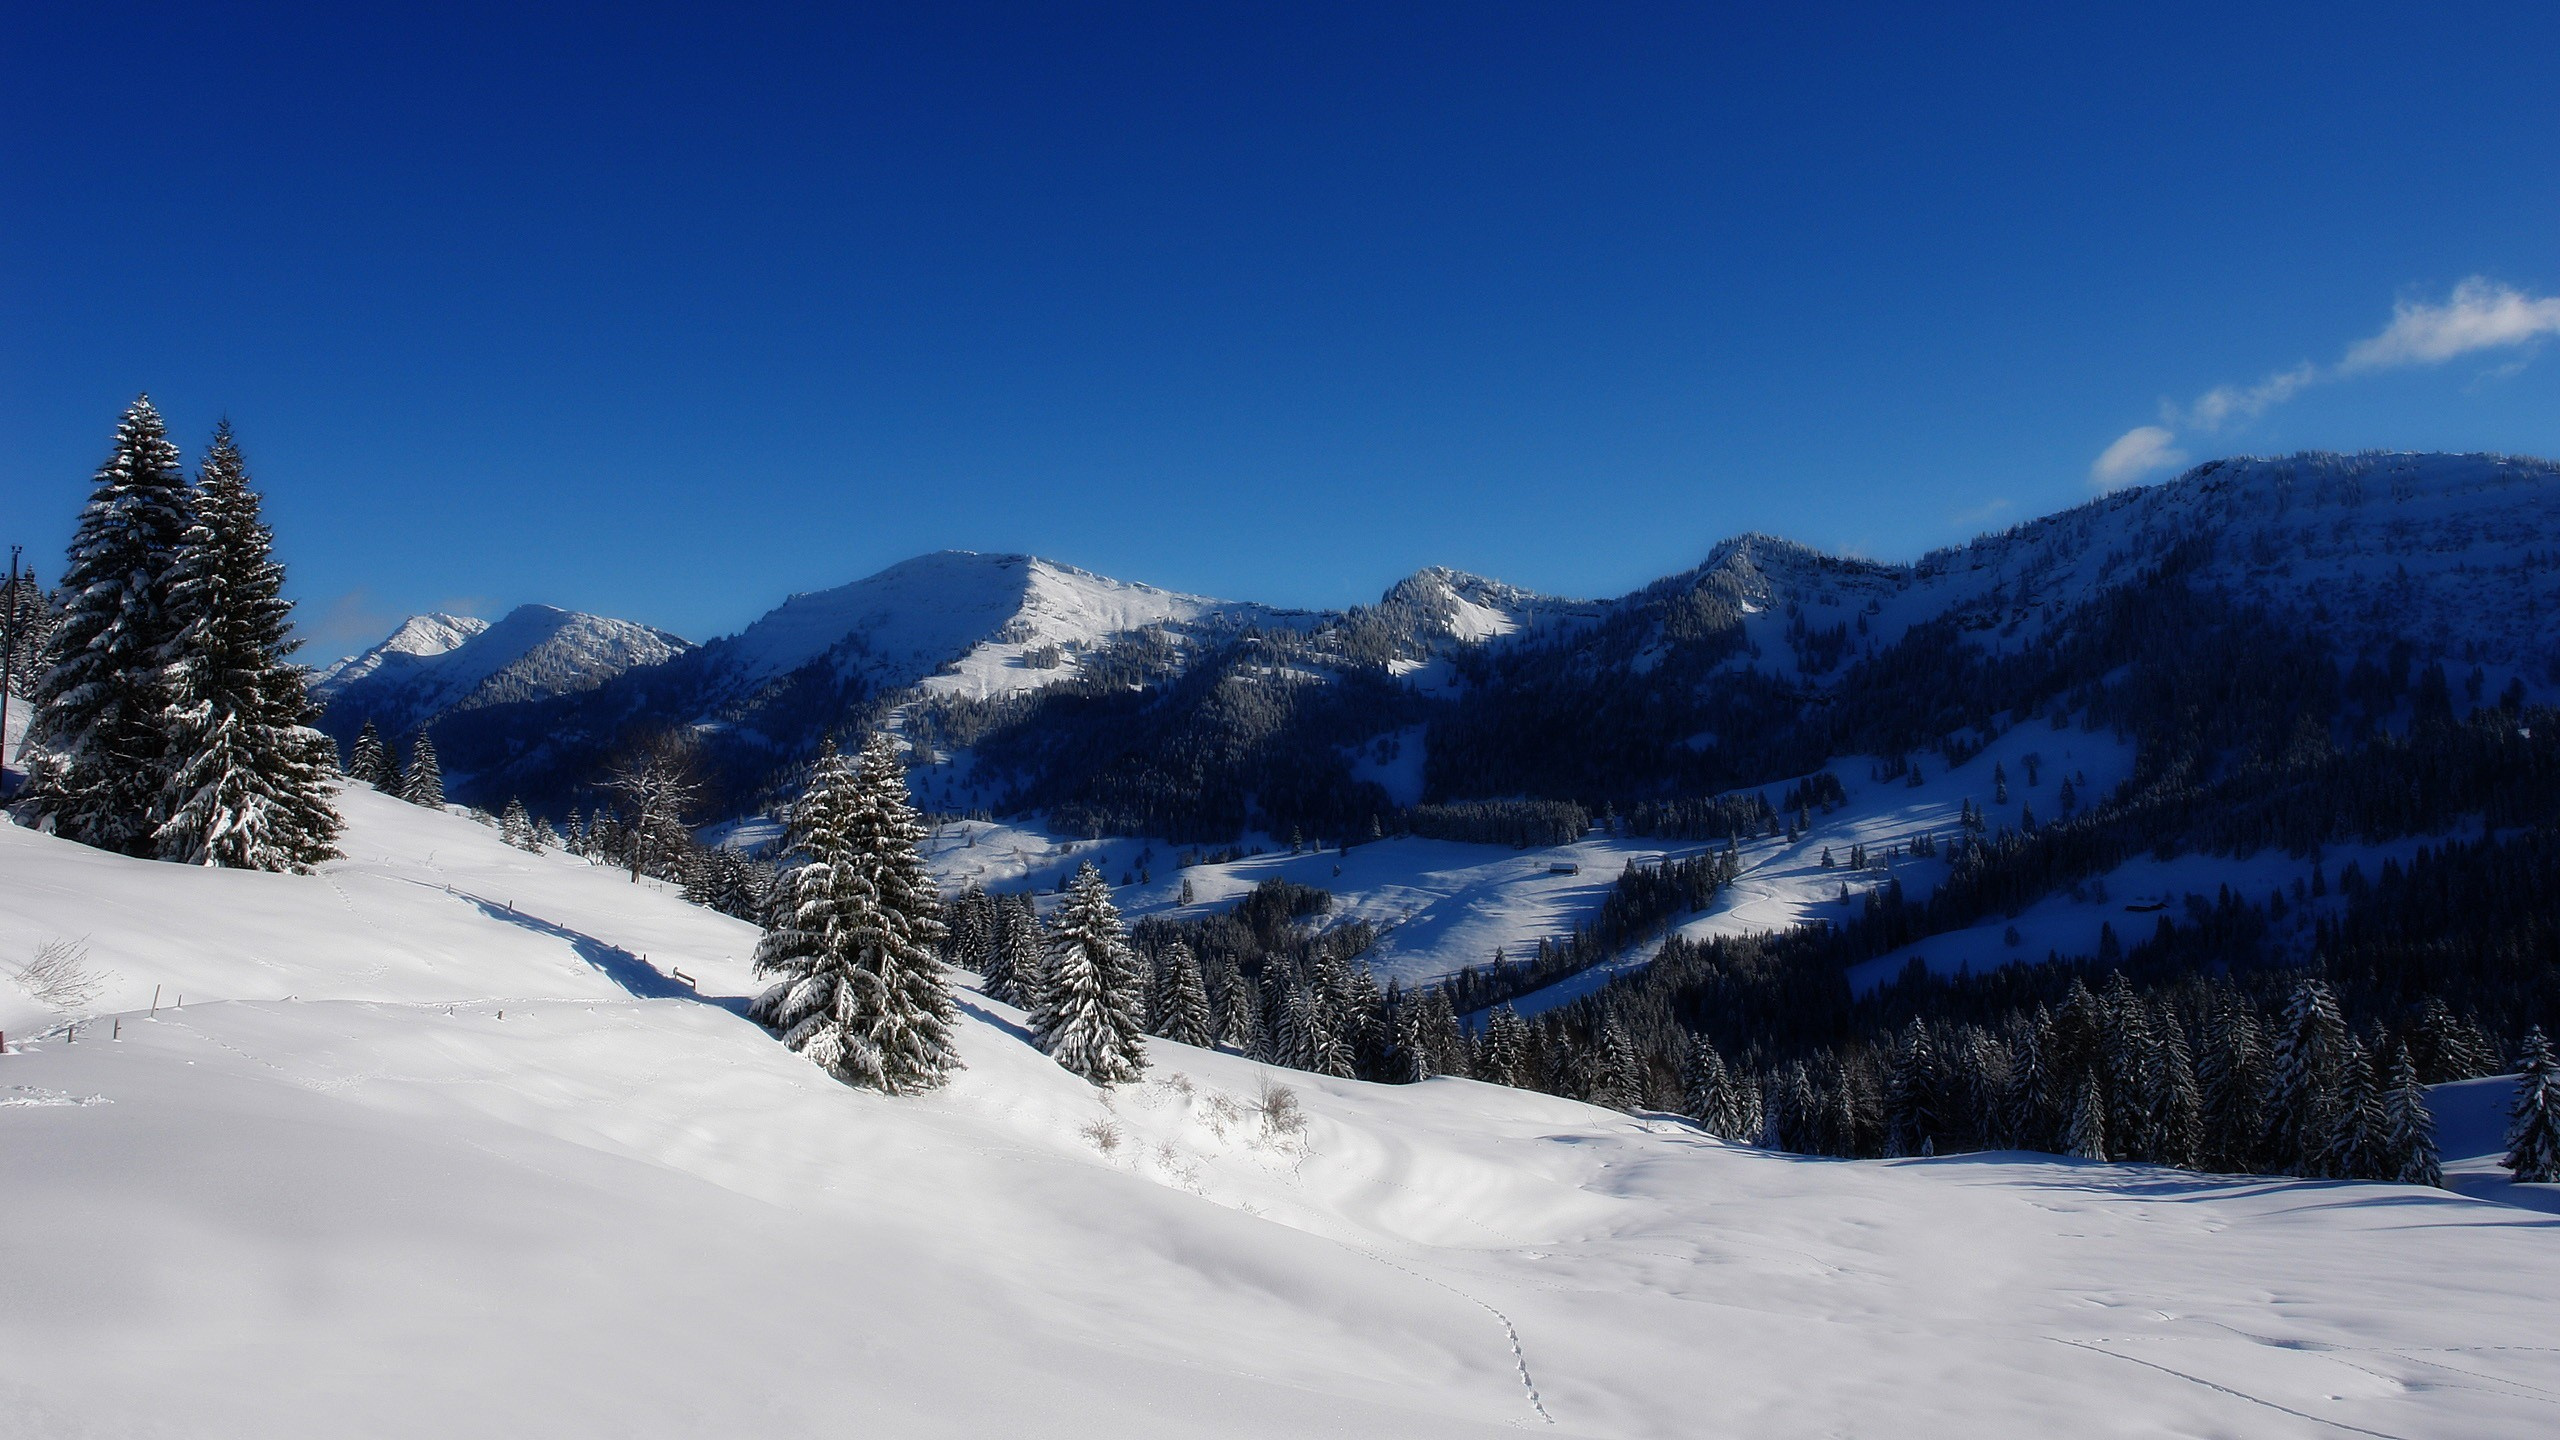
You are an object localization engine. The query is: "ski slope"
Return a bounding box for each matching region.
[3,789,2558,1436]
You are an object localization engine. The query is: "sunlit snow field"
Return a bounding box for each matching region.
[2,774,2556,1438]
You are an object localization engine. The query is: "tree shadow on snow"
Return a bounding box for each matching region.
[448,890,750,1017]
[1918,1150,2560,1226]
[951,993,1036,1048]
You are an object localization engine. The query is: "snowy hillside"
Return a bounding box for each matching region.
[2,791,2557,1437]
[1707,451,2560,688]
[316,603,690,735]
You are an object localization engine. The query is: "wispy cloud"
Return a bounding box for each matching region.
[2089,426,2186,491]
[2340,277,2560,373]
[2176,362,2317,431]
[1948,496,2013,529]
[2095,275,2560,487]
[300,587,399,658]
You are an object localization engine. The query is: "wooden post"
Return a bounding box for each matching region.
[113,1018,121,1040]
[151,985,161,1016]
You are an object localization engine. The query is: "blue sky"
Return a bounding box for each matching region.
[5,3,2558,654]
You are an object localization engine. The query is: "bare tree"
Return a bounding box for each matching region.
[601,729,703,883]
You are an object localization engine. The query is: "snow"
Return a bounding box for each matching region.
[3,793,2558,1436]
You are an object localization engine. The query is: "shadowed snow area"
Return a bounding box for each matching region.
[3,788,2557,1437]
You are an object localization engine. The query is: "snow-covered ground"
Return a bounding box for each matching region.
[3,789,2556,1437]
[915,718,2142,1010]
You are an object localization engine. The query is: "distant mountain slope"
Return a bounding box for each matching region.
[316,603,691,739]
[426,552,1315,814]
[424,451,2560,839]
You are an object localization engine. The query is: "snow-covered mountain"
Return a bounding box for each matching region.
[311,611,489,691]
[701,550,1305,708]
[2,787,2553,1437]
[315,603,691,738]
[419,451,2560,836]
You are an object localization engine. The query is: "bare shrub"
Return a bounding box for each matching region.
[1254,1078,1307,1141]
[14,937,107,1010]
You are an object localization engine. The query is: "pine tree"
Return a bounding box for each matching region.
[2318,1037,2389,1181]
[401,732,445,808]
[501,797,532,849]
[945,881,993,977]
[1883,1018,1939,1157]
[2197,992,2268,1172]
[26,396,195,852]
[1588,1017,1646,1111]
[1480,1005,1529,1087]
[1682,1034,1731,1131]
[2,564,59,699]
[2267,978,2348,1175]
[2066,1068,2109,1161]
[748,736,961,1094]
[1153,939,1214,1048]
[2503,1027,2560,1184]
[1034,862,1147,1085]
[1214,961,1258,1052]
[2381,1043,2442,1188]
[151,423,342,870]
[348,720,393,790]
[2143,996,2203,1170]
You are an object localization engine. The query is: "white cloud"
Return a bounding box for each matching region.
[2089,426,2187,490]
[2178,362,2317,431]
[2340,277,2560,373]
[2097,277,2558,498]
[2156,277,2560,438]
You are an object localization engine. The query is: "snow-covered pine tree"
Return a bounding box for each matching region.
[2002,1007,2056,1152]
[2382,1042,2442,1188]
[1480,1005,1530,1088]
[2317,1037,2389,1181]
[401,732,445,808]
[2504,1026,2560,1184]
[2,564,60,698]
[153,423,343,871]
[748,736,962,1094]
[1682,1034,1731,1132]
[1268,975,1317,1070]
[1033,862,1147,1085]
[1417,989,1471,1080]
[944,881,993,977]
[1152,939,1214,1049]
[2143,996,2203,1170]
[26,396,195,852]
[1589,1016,1646,1111]
[1883,1018,1939,1157]
[1388,995,1433,1083]
[987,892,1043,1008]
[1213,960,1258,1052]
[2267,977,2348,1175]
[2197,992,2268,1172]
[501,797,531,849]
[347,720,393,790]
[2066,1068,2109,1161]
